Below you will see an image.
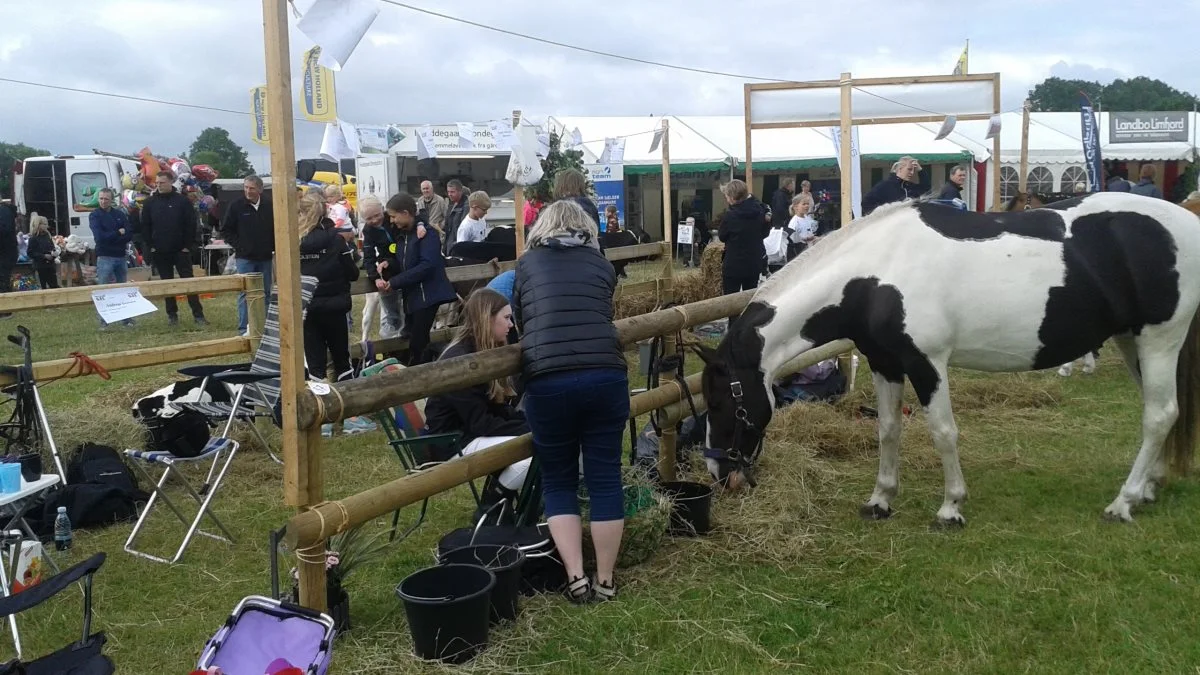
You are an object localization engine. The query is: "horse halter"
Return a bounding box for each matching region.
[702,378,764,487]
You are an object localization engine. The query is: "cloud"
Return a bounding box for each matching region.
[1,0,1195,173]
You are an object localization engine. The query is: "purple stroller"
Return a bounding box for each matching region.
[197,595,335,675]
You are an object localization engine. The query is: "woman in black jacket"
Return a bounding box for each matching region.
[298,191,360,381]
[717,179,771,294]
[513,199,628,604]
[423,288,531,491]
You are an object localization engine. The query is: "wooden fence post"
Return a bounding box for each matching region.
[244,272,267,355]
[656,117,678,481]
[262,0,325,611]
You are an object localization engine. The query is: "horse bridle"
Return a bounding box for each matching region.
[702,379,764,487]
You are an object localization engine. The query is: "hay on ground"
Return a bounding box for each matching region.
[582,465,670,568]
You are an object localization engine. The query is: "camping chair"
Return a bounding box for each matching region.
[0,552,112,674]
[123,436,239,565]
[357,359,483,541]
[175,276,318,464]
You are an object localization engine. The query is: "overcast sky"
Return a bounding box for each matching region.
[2,0,1197,173]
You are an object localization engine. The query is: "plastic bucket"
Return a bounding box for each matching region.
[396,564,495,664]
[661,481,713,536]
[0,463,21,493]
[438,544,525,624]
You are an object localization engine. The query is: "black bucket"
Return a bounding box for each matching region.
[661,481,714,535]
[396,564,495,664]
[438,544,526,624]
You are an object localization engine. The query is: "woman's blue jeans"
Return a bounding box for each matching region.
[523,367,630,522]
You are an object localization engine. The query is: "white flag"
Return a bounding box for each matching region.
[416,125,437,160]
[934,115,957,141]
[486,119,518,151]
[457,122,476,150]
[319,122,354,162]
[297,0,380,71]
[985,114,1002,140]
[649,128,664,153]
[830,126,863,220]
[339,119,361,156]
[599,137,626,164]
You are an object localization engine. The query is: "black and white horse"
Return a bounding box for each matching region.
[696,192,1200,525]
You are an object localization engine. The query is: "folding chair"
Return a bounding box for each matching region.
[123,436,239,565]
[0,552,112,674]
[358,359,483,541]
[175,276,318,463]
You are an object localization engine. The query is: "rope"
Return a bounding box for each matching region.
[293,499,352,563]
[41,352,112,386]
[327,386,346,424]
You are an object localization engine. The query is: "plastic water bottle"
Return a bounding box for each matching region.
[53,506,72,551]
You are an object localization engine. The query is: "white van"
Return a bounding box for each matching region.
[13,154,141,243]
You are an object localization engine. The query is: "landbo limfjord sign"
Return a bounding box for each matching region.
[1109,112,1190,143]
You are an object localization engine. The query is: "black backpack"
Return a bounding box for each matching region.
[26,444,149,539]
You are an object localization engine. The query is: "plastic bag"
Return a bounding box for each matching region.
[763,228,787,265]
[505,142,544,187]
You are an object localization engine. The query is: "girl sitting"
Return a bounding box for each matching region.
[423,288,531,492]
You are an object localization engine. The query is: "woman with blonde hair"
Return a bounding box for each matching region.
[423,288,531,490]
[514,198,627,603]
[26,213,58,290]
[717,178,771,293]
[323,183,355,240]
[298,191,359,380]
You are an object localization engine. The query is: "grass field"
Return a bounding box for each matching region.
[7,275,1200,673]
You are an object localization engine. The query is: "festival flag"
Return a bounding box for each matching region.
[250,86,269,146]
[952,40,968,76]
[300,46,338,122]
[1079,93,1103,192]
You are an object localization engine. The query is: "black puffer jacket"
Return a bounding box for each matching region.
[512,238,626,382]
[717,196,771,278]
[140,189,197,254]
[299,222,360,314]
[424,339,528,443]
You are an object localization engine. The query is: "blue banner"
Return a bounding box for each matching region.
[585,164,624,232]
[1079,93,1102,192]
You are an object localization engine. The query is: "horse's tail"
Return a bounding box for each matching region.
[1167,307,1200,475]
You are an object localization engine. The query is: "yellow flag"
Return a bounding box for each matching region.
[250,86,269,146]
[300,46,338,122]
[952,41,968,76]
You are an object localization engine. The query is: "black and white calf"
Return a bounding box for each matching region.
[698,192,1200,525]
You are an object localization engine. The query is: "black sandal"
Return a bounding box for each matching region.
[565,576,592,604]
[593,578,617,602]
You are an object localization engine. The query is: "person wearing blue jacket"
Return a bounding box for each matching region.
[379,193,456,365]
[89,188,135,326]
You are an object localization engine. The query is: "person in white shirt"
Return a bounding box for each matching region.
[786,193,818,260]
[456,191,491,244]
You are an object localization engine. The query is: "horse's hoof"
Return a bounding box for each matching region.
[931,516,966,530]
[859,503,892,520]
[1102,502,1134,522]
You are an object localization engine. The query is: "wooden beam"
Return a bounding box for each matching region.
[750,112,994,131]
[849,72,999,87]
[299,289,757,429]
[661,117,672,252]
[1018,99,1031,193]
[746,79,842,92]
[262,0,325,612]
[743,84,753,189]
[991,75,1003,212]
[0,275,249,313]
[839,72,853,227]
[0,337,251,386]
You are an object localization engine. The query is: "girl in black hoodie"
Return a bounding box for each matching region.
[423,288,531,491]
[717,179,771,294]
[298,191,360,380]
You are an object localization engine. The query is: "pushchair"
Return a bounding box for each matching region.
[196,595,335,675]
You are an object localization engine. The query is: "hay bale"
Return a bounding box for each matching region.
[769,392,879,459]
[948,373,1062,411]
[699,242,724,299]
[581,466,670,568]
[671,268,709,306]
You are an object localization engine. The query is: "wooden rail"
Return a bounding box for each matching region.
[0,275,251,313]
[0,337,251,386]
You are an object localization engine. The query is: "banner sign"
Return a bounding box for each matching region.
[1079,94,1103,193]
[585,163,624,232]
[250,86,269,146]
[830,126,863,220]
[300,46,338,122]
[1109,112,1190,143]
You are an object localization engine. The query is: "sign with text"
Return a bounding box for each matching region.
[92,287,157,323]
[1109,112,1190,143]
[584,163,624,232]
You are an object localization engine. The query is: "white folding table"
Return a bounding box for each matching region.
[0,473,62,659]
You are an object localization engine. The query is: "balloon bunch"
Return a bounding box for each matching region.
[816,189,834,203]
[125,146,222,212]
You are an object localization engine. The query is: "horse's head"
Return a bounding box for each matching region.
[693,304,777,491]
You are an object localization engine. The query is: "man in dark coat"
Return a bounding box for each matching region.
[141,172,207,325]
[937,164,967,201]
[0,201,16,317]
[221,175,275,335]
[442,179,469,254]
[770,178,795,228]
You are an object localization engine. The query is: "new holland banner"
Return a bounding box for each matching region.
[250,86,269,145]
[300,46,338,122]
[952,40,968,76]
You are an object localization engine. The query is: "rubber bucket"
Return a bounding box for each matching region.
[396,564,495,664]
[661,481,714,536]
[437,544,526,624]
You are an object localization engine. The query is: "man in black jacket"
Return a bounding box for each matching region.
[442,179,469,254]
[861,156,923,216]
[222,175,275,335]
[142,172,207,325]
[936,164,967,201]
[0,201,16,318]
